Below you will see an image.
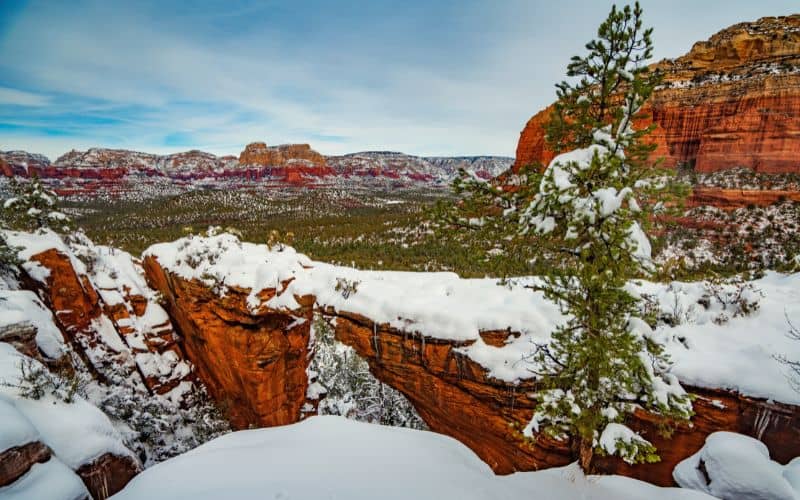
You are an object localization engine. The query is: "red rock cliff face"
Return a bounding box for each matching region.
[19,247,191,395]
[332,312,800,486]
[514,15,800,179]
[143,256,316,429]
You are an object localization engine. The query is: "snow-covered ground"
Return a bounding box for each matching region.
[0,345,136,467]
[0,343,133,500]
[0,229,229,472]
[674,432,800,499]
[112,415,712,500]
[146,232,800,405]
[0,459,89,500]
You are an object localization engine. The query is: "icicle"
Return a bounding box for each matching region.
[372,322,381,361]
[754,406,773,440]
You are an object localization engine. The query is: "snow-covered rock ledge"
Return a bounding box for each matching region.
[0,344,141,500]
[143,233,800,484]
[144,232,800,406]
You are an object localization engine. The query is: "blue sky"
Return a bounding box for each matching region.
[0,1,797,160]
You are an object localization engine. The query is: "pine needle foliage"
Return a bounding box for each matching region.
[519,3,692,471]
[435,3,693,471]
[2,175,73,233]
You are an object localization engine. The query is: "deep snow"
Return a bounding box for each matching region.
[674,431,800,499]
[112,416,712,500]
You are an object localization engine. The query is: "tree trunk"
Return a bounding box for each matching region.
[578,437,594,473]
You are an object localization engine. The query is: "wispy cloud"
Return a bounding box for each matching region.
[0,87,50,107]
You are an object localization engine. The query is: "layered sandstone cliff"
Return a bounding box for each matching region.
[238,142,326,167]
[333,313,800,486]
[237,141,335,184]
[142,256,318,429]
[514,15,800,181]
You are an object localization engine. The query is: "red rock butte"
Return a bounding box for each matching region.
[514,15,800,177]
[238,141,335,184]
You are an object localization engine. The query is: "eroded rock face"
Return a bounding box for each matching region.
[513,15,800,190]
[22,249,107,379]
[18,247,190,394]
[645,84,800,174]
[75,453,141,499]
[332,312,800,486]
[142,256,316,429]
[331,312,571,473]
[237,142,335,185]
[0,441,51,488]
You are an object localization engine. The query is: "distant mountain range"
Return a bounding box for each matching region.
[0,143,512,199]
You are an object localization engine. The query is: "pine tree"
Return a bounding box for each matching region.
[519,3,691,470]
[2,175,72,233]
[0,233,21,277]
[429,166,544,278]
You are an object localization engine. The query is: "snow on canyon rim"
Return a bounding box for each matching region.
[145,232,800,405]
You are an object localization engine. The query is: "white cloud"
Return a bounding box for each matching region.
[0,87,50,107]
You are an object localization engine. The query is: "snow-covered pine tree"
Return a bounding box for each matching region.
[429,166,543,278]
[0,233,21,277]
[2,175,72,232]
[519,3,692,471]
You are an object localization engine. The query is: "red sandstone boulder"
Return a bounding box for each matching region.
[0,441,51,488]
